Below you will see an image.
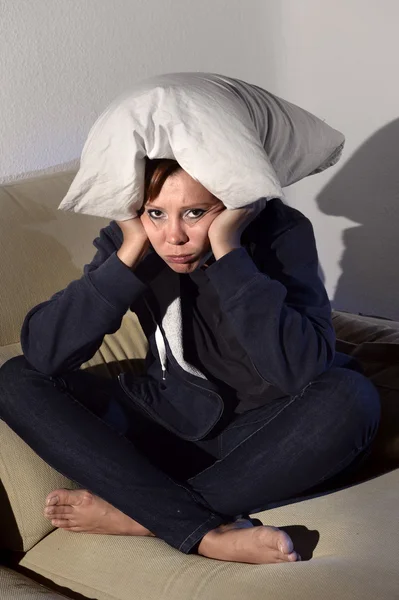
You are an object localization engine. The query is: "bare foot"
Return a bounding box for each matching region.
[44,489,155,536]
[198,519,301,564]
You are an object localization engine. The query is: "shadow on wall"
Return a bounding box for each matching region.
[316,119,399,321]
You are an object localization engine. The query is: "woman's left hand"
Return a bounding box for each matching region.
[208,203,261,260]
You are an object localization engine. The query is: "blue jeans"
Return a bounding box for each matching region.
[0,356,380,554]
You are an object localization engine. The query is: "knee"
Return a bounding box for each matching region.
[0,355,32,385]
[0,355,40,415]
[317,367,381,444]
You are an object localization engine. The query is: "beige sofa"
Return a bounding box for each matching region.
[1,171,399,600]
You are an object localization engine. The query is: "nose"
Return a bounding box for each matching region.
[165,218,189,246]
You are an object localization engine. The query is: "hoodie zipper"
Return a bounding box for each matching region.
[163,343,224,410]
[117,373,161,423]
[142,293,224,408]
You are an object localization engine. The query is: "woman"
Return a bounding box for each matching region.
[0,158,380,564]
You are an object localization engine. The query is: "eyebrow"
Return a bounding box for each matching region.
[145,202,215,210]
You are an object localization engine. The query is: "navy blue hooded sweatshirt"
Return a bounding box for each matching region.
[20,199,339,441]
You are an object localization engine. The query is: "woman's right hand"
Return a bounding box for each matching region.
[115,217,150,270]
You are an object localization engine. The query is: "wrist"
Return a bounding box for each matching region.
[117,240,148,270]
[211,243,240,261]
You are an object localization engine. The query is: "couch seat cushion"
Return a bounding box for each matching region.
[0,343,23,369]
[0,566,68,599]
[20,469,399,600]
[0,307,148,553]
[332,311,399,473]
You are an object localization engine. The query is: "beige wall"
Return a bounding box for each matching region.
[271,1,399,319]
[0,0,276,182]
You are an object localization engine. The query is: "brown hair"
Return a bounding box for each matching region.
[138,158,182,215]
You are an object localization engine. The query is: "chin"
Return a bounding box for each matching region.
[166,259,201,273]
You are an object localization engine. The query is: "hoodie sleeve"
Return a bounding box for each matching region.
[205,217,335,396]
[20,222,147,376]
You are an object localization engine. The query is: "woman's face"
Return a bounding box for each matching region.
[140,169,225,273]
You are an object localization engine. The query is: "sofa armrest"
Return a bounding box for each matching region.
[0,343,78,553]
[332,309,399,475]
[0,421,78,553]
[0,310,148,553]
[0,566,70,599]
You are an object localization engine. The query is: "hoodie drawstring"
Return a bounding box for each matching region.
[144,298,168,380]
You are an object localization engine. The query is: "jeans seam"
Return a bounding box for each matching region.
[308,444,366,489]
[226,382,314,430]
[187,393,302,484]
[226,416,279,429]
[312,387,380,489]
[178,514,223,553]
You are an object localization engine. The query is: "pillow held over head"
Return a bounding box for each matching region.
[58,72,345,220]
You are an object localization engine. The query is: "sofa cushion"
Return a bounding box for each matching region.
[0,422,79,554]
[332,310,399,473]
[19,468,399,600]
[1,309,397,554]
[0,566,68,599]
[333,310,399,352]
[0,344,23,369]
[0,308,148,553]
[0,308,148,376]
[0,171,108,347]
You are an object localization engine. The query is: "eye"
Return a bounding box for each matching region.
[146,208,206,220]
[147,209,164,219]
[186,209,205,219]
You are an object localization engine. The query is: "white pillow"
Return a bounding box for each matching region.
[58,72,345,220]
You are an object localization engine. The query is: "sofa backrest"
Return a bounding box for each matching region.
[333,310,399,474]
[0,170,111,347]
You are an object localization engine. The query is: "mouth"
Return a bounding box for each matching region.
[165,254,195,264]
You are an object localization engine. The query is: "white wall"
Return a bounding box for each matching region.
[0,0,277,181]
[1,0,398,319]
[269,1,399,320]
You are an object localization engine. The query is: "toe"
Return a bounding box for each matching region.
[275,550,299,563]
[286,551,299,562]
[51,518,71,528]
[45,493,60,507]
[46,488,86,507]
[45,505,73,517]
[46,488,69,506]
[276,530,294,555]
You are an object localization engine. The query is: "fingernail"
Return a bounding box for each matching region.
[47,495,59,506]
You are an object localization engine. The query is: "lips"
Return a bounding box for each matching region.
[166,255,192,259]
[165,254,194,264]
